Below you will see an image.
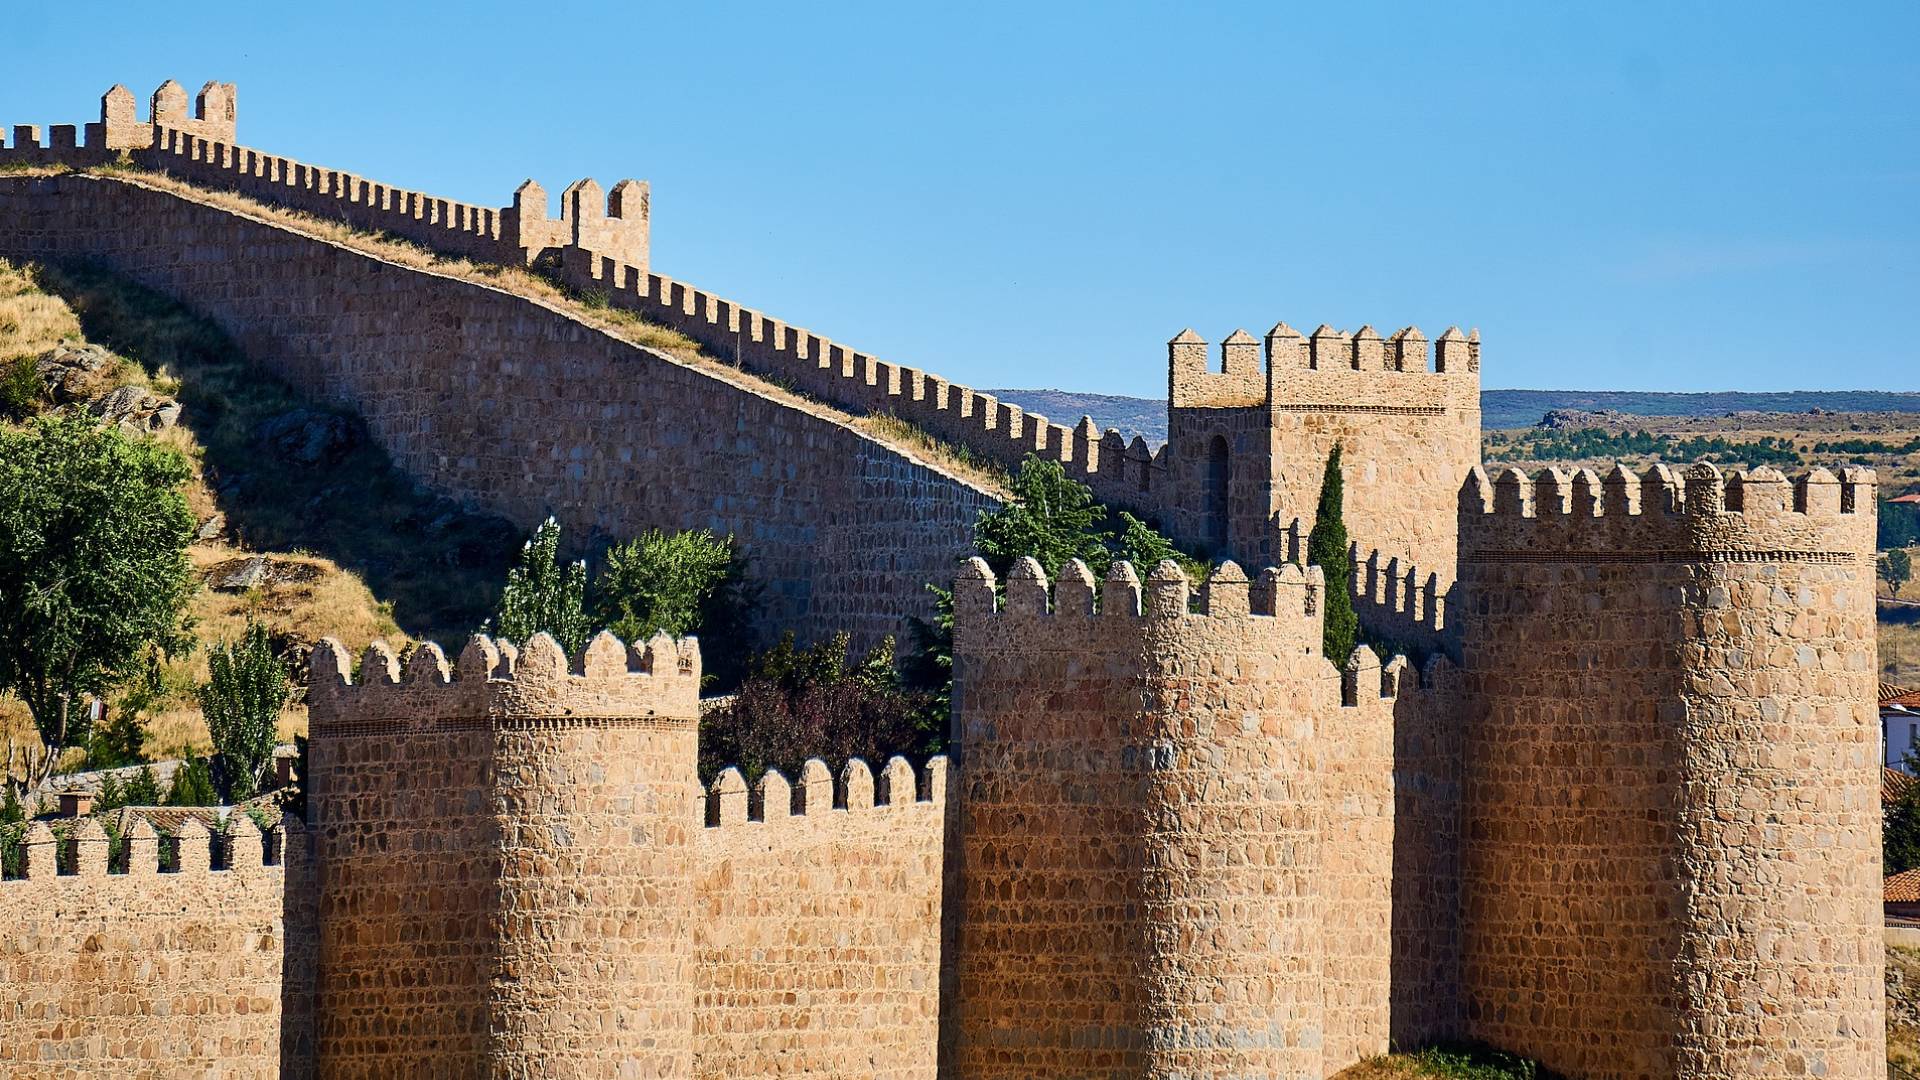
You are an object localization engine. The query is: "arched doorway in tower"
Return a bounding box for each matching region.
[1204,435,1230,552]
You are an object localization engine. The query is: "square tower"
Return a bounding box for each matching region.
[1163,322,1482,587]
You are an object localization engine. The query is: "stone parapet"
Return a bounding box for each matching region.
[307,629,701,729]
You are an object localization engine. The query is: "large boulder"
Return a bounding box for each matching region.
[86,384,182,434]
[36,343,117,403]
[254,408,360,467]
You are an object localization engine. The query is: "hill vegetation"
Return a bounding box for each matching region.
[0,257,512,775]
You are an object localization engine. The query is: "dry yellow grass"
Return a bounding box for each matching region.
[0,262,406,778]
[1886,618,1920,686]
[0,258,84,358]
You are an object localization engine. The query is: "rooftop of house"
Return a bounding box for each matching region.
[1889,868,1920,904]
[1887,767,1916,807]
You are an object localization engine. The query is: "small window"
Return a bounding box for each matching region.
[1204,435,1230,551]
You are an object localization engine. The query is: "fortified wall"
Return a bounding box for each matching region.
[5,80,1472,652]
[0,810,313,1080]
[303,630,947,1080]
[0,170,993,647]
[0,77,1891,1080]
[945,556,1460,1077]
[1456,462,1884,1077]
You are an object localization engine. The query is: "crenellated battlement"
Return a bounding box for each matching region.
[1169,322,1481,411]
[700,754,947,828]
[0,80,235,168]
[0,810,295,883]
[1348,544,1454,653]
[306,629,701,730]
[1459,461,1877,560]
[953,555,1324,625]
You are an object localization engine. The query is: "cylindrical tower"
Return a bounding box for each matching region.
[946,555,1333,1079]
[1457,462,1883,1078]
[309,628,702,1080]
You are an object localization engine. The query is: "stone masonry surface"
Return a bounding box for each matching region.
[0,79,1891,1079]
[0,173,996,648]
[0,812,308,1080]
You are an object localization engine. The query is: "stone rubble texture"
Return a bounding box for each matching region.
[0,81,1889,1080]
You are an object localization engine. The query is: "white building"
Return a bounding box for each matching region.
[1885,683,1920,772]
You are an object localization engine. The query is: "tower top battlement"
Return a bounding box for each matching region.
[306,629,701,729]
[1169,323,1480,410]
[1459,462,1877,557]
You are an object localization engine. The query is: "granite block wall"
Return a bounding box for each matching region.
[0,815,297,1080]
[693,756,947,1079]
[0,173,996,649]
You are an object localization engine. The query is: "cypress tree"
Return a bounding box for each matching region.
[1307,443,1358,663]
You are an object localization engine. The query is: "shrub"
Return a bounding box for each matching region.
[0,352,42,418]
[492,517,591,655]
[165,756,218,807]
[973,456,1202,581]
[595,528,755,686]
[122,764,162,806]
[1307,443,1358,663]
[699,633,937,784]
[84,706,148,770]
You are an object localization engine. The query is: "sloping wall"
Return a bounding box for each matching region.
[0,173,995,647]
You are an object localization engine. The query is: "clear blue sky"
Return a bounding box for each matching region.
[7,2,1916,397]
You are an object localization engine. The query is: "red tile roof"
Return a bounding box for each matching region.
[1890,690,1920,709]
[1889,768,1918,807]
[1887,684,1916,705]
[1889,869,1920,903]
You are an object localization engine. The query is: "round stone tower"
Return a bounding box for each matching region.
[946,555,1335,1079]
[1456,463,1883,1078]
[308,628,702,1080]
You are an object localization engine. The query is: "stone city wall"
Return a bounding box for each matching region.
[306,631,703,1080]
[1163,324,1482,586]
[0,812,302,1080]
[1456,462,1884,1079]
[945,555,1453,1079]
[694,756,947,1079]
[0,173,996,648]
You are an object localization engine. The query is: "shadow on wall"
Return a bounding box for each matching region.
[33,260,519,642]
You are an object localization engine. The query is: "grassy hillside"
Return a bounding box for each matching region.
[0,257,522,773]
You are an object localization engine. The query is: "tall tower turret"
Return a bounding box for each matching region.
[946,555,1437,1076]
[1455,462,1883,1077]
[307,629,701,1079]
[1162,322,1481,600]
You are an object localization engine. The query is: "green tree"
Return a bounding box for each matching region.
[596,528,737,638]
[165,757,217,807]
[973,458,1113,578]
[85,706,148,770]
[0,783,23,824]
[198,620,291,803]
[1883,547,1914,599]
[96,772,124,812]
[0,415,196,785]
[493,517,591,655]
[1307,443,1358,663]
[122,764,163,806]
[1888,755,1920,875]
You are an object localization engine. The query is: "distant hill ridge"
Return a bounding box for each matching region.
[988,388,1920,444]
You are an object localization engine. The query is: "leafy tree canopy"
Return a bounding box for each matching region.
[198,620,292,803]
[0,415,196,785]
[1307,443,1358,663]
